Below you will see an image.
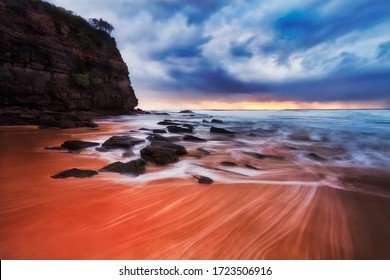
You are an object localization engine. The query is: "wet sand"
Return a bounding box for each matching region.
[0,124,389,259]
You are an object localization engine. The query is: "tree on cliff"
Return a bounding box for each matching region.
[88,18,114,34]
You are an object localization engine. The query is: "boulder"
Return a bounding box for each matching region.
[147,134,172,142]
[152,129,167,134]
[167,125,193,133]
[61,140,100,150]
[157,121,180,126]
[99,159,146,176]
[102,136,145,149]
[51,168,98,179]
[210,127,234,134]
[140,146,179,165]
[179,110,194,114]
[141,141,187,165]
[150,141,187,155]
[182,135,207,142]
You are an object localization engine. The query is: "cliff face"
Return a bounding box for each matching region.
[0,0,138,114]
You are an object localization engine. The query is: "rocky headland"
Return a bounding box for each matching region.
[0,0,138,128]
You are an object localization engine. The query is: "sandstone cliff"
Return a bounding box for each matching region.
[0,0,138,121]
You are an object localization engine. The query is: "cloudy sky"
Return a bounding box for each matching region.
[47,0,390,109]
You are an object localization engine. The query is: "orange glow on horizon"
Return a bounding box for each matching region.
[138,96,387,110]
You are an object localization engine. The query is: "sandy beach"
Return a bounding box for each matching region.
[1,113,389,260]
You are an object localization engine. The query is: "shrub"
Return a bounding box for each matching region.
[72,74,90,88]
[88,18,114,34]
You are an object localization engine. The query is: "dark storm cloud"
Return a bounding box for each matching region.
[47,0,390,104]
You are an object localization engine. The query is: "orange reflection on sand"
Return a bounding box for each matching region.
[0,125,389,259]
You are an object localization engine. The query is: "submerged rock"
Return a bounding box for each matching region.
[102,136,145,149]
[147,134,172,142]
[51,168,98,179]
[152,129,167,134]
[245,164,260,170]
[211,119,224,124]
[196,148,211,155]
[243,151,285,160]
[157,121,180,126]
[220,161,237,167]
[202,119,210,123]
[61,140,100,150]
[182,135,207,142]
[167,125,193,133]
[306,153,327,162]
[195,176,213,184]
[210,127,234,134]
[99,159,146,176]
[179,110,194,114]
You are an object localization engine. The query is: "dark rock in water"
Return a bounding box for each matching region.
[197,176,213,184]
[99,159,146,176]
[211,119,223,124]
[141,141,187,165]
[139,128,151,131]
[197,148,211,155]
[243,151,285,160]
[61,140,100,150]
[96,147,109,153]
[147,134,171,142]
[167,125,193,133]
[51,168,98,179]
[121,150,135,158]
[245,164,260,170]
[182,124,195,129]
[179,110,194,114]
[202,119,209,123]
[157,121,180,126]
[150,141,187,155]
[286,146,299,150]
[184,114,195,117]
[306,153,327,161]
[210,127,234,134]
[102,136,145,149]
[289,131,312,141]
[182,135,207,142]
[154,112,170,115]
[140,146,179,165]
[220,161,237,167]
[152,129,167,134]
[44,146,65,151]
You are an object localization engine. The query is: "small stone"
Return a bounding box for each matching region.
[210,127,234,134]
[102,136,145,149]
[306,153,327,161]
[245,164,260,170]
[152,129,167,133]
[167,125,193,133]
[99,159,146,176]
[220,161,237,167]
[197,176,213,184]
[182,135,207,142]
[51,168,98,179]
[61,140,99,150]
